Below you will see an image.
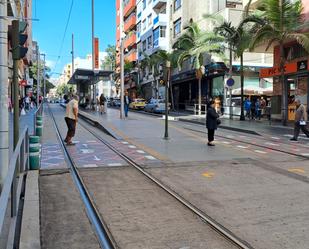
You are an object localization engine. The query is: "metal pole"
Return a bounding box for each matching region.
[91,0,96,105]
[36,44,40,107]
[164,61,171,139]
[72,33,74,74]
[120,0,124,119]
[229,46,232,120]
[0,1,9,188]
[12,21,19,150]
[42,53,46,99]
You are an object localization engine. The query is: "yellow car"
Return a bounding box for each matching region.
[129,98,146,110]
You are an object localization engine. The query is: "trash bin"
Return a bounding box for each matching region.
[29,136,40,170]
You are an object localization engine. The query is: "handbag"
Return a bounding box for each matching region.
[216,118,221,125]
[299,120,306,126]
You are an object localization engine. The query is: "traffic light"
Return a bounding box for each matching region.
[11,20,28,60]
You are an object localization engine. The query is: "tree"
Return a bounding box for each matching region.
[102,45,116,71]
[29,62,55,95]
[56,83,74,96]
[246,0,309,125]
[214,21,251,121]
[173,22,225,115]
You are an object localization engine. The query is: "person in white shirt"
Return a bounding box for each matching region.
[64,95,79,145]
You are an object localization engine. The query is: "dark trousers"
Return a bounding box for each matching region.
[124,104,129,117]
[294,122,309,139]
[65,117,76,139]
[208,129,215,142]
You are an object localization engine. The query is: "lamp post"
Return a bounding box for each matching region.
[164,61,171,139]
[119,0,124,119]
[41,53,46,99]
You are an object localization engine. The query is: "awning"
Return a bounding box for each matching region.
[68,68,113,85]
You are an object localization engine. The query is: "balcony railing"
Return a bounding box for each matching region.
[124,32,137,49]
[124,49,137,62]
[124,0,136,17]
[124,14,136,32]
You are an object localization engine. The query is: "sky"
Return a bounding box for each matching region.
[32,0,116,78]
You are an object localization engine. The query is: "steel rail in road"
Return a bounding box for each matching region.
[47,104,117,249]
[77,117,254,249]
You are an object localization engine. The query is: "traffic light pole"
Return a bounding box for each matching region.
[164,61,171,140]
[36,44,40,107]
[0,1,9,188]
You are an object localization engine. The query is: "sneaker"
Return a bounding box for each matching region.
[290,138,298,141]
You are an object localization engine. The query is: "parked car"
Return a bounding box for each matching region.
[144,99,169,113]
[112,98,121,107]
[129,98,146,110]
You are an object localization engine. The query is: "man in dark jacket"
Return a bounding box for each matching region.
[206,100,219,146]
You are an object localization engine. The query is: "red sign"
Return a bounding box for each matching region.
[259,61,306,78]
[94,38,99,69]
[19,79,27,86]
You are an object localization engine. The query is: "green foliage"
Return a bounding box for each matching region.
[29,62,55,94]
[124,60,134,73]
[101,45,116,71]
[56,83,74,96]
[246,0,309,53]
[173,22,225,71]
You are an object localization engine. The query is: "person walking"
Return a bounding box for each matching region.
[206,100,219,146]
[99,93,106,114]
[64,94,79,145]
[124,91,131,118]
[290,99,309,141]
[244,98,251,119]
[255,98,261,120]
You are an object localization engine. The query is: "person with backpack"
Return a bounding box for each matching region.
[99,93,106,114]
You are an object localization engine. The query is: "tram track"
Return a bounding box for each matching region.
[47,104,117,249]
[73,113,254,249]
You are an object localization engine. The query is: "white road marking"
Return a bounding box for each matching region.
[107,163,123,166]
[237,145,249,149]
[82,144,88,148]
[301,153,309,157]
[145,155,157,160]
[254,150,267,154]
[83,164,98,168]
[265,142,280,146]
[94,156,101,161]
[122,141,129,144]
[284,134,293,137]
[271,137,280,140]
[221,141,231,144]
[87,140,97,143]
[128,145,137,149]
[136,150,145,154]
[80,149,94,154]
[227,135,234,138]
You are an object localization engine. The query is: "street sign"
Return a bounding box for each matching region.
[226,77,235,87]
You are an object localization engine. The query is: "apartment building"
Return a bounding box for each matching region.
[136,0,170,99]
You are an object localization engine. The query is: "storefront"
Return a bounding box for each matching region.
[260,60,309,121]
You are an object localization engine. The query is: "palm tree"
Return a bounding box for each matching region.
[173,22,225,115]
[246,0,309,125]
[214,21,251,120]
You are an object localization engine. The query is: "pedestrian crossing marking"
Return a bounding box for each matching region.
[301,153,309,157]
[288,168,305,174]
[128,145,137,149]
[202,172,215,178]
[145,155,156,160]
[122,141,129,144]
[221,141,231,144]
[237,145,249,149]
[265,142,280,146]
[136,150,145,154]
[271,137,280,140]
[107,163,123,166]
[254,150,267,154]
[83,164,98,168]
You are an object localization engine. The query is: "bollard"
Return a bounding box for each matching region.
[36,125,43,137]
[36,120,43,126]
[36,115,43,121]
[29,136,41,170]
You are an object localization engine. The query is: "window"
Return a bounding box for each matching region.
[148,14,152,27]
[174,0,181,11]
[173,18,181,37]
[153,28,159,47]
[142,40,146,51]
[160,26,166,37]
[142,19,146,30]
[143,0,146,9]
[147,35,152,49]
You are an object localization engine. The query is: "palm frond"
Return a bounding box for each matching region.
[287,33,309,53]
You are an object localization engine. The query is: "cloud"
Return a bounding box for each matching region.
[45,60,56,68]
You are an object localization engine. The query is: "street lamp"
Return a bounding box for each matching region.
[164,60,171,139]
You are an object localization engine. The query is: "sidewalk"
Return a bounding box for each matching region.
[9,109,35,155]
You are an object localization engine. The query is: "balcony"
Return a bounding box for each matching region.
[124,49,137,62]
[124,0,136,18]
[124,33,137,49]
[124,14,136,32]
[153,0,167,11]
[153,13,167,29]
